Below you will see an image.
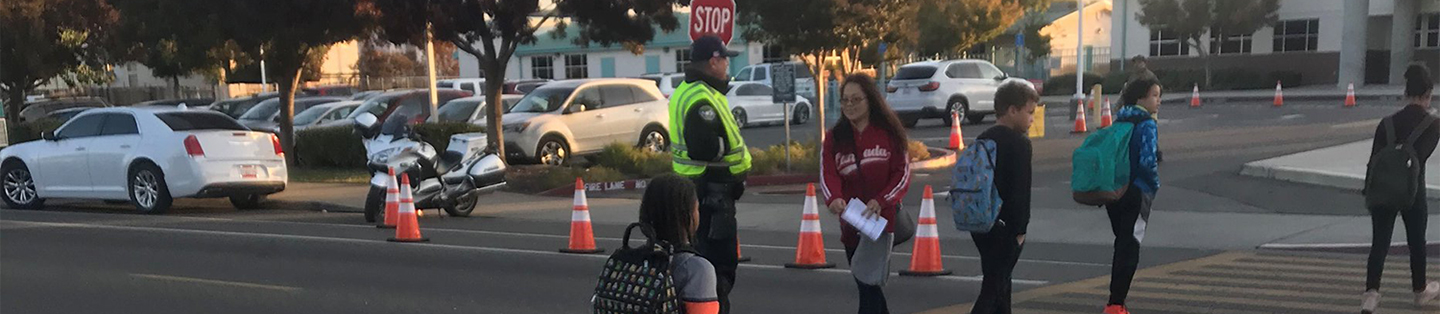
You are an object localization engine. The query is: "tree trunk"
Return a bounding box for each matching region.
[3,83,25,124]
[1191,38,1213,88]
[277,66,303,167]
[171,76,181,98]
[482,58,506,161]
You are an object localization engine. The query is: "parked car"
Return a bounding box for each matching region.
[638,73,685,97]
[734,62,817,101]
[18,97,111,122]
[350,90,384,101]
[514,81,548,94]
[293,101,362,132]
[502,79,550,94]
[438,78,486,94]
[436,95,523,125]
[317,89,473,129]
[725,82,812,128]
[237,96,347,133]
[501,79,670,165]
[885,59,1034,126]
[133,98,214,108]
[44,107,92,123]
[0,107,287,213]
[207,92,289,119]
[301,85,358,97]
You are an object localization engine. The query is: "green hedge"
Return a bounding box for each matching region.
[294,122,485,169]
[7,119,64,144]
[504,165,626,193]
[593,143,673,178]
[414,122,486,153]
[1041,72,1107,96]
[749,141,821,176]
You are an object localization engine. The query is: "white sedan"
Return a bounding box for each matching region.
[725,82,812,128]
[0,107,288,213]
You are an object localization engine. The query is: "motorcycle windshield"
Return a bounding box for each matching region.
[379,113,415,137]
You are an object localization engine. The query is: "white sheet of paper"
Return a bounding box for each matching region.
[841,198,888,241]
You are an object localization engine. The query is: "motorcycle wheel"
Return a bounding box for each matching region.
[364,185,384,223]
[444,191,478,217]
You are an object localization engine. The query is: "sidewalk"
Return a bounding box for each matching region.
[1039,83,1424,105]
[1240,139,1440,199]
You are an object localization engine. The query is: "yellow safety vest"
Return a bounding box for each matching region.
[669,81,752,177]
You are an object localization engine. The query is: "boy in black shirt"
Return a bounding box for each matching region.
[969,81,1038,314]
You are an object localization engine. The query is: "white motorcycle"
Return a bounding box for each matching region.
[353,112,507,223]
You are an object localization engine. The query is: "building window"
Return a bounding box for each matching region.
[1149,29,1189,56]
[763,45,788,63]
[531,56,553,79]
[1209,33,1252,54]
[1273,19,1319,52]
[564,54,588,79]
[1417,13,1440,48]
[675,48,691,71]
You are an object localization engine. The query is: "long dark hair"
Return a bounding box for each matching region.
[832,73,908,151]
[638,174,698,246]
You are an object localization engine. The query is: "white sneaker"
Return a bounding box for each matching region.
[1416,281,1440,306]
[1362,290,1381,314]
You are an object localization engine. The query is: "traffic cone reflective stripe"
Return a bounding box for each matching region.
[1345,83,1357,108]
[379,167,399,229]
[1100,97,1113,128]
[901,186,951,276]
[388,174,429,242]
[949,111,964,150]
[1071,100,1088,133]
[1190,85,1201,108]
[1273,81,1284,107]
[561,178,604,254]
[785,183,834,269]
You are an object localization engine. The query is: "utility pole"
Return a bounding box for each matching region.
[260,47,269,93]
[425,22,440,117]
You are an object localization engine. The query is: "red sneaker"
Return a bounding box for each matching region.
[1104,304,1130,314]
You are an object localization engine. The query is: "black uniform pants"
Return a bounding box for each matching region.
[970,226,1024,314]
[694,180,739,314]
[1367,189,1429,292]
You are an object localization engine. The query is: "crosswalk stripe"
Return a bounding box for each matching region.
[1026,296,1275,314]
[1184,265,1419,285]
[1244,253,1430,268]
[1231,257,1440,274]
[1066,289,1354,313]
[1148,274,1424,297]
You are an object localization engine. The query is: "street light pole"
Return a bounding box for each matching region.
[1073,0,1085,103]
[260,47,269,93]
[425,22,440,117]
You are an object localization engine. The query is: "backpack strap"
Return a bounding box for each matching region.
[1402,114,1437,148]
[1382,117,1397,146]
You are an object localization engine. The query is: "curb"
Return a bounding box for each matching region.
[270,200,365,213]
[910,147,957,171]
[1239,162,1440,200]
[1160,93,1401,105]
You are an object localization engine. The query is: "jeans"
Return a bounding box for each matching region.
[694,181,739,314]
[1105,186,1152,306]
[1367,190,1429,292]
[970,226,1024,314]
[845,245,889,314]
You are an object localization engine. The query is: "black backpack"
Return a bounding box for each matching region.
[592,223,685,314]
[1365,115,1436,213]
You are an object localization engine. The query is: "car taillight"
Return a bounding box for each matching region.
[919,82,941,92]
[270,134,283,155]
[184,135,205,157]
[886,86,898,93]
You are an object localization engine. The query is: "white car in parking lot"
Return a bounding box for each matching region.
[734,62,817,101]
[0,108,287,213]
[885,59,1034,126]
[726,82,812,128]
[500,79,670,165]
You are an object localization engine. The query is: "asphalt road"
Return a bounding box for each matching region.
[1,98,1422,313]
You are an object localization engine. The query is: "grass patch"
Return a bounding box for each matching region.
[290,167,370,183]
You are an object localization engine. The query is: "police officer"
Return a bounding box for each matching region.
[668,35,751,314]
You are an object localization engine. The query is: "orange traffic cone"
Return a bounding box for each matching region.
[561,178,604,254]
[901,186,951,276]
[1100,97,1113,129]
[785,183,835,269]
[378,167,399,229]
[1344,83,1357,108]
[737,239,752,263]
[1190,85,1201,108]
[388,174,429,242]
[1273,81,1284,107]
[1071,100,1088,133]
[949,111,964,150]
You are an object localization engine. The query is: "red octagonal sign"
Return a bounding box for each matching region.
[689,0,736,45]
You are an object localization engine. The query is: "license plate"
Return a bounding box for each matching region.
[240,165,259,179]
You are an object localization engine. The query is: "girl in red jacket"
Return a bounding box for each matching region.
[821,73,911,314]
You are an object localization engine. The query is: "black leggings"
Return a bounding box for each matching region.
[1367,193,1429,292]
[844,246,889,314]
[1105,187,1152,306]
[970,226,1024,314]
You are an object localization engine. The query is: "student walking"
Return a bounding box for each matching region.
[1103,78,1162,314]
[639,174,720,314]
[968,81,1039,314]
[1360,64,1440,313]
[820,73,912,314]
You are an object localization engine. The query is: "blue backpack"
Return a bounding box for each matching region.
[949,139,1002,233]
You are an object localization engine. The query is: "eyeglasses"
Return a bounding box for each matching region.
[840,96,867,106]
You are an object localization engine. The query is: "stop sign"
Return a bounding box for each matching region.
[689,0,736,45]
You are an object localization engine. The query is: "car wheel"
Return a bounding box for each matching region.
[364,185,384,223]
[638,126,669,153]
[792,103,811,125]
[966,112,986,124]
[536,136,569,166]
[128,163,173,214]
[444,191,478,217]
[901,117,919,128]
[945,98,969,126]
[731,108,748,128]
[1,161,44,210]
[229,194,266,210]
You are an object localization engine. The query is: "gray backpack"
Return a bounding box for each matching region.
[1364,115,1436,212]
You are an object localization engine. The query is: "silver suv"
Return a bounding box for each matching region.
[885,59,1033,126]
[501,79,670,165]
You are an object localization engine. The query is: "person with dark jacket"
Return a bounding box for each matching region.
[1103,78,1161,314]
[821,73,911,314]
[969,81,1038,314]
[1361,64,1440,313]
[667,35,751,314]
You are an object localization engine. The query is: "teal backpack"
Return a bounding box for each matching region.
[1072,116,1147,206]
